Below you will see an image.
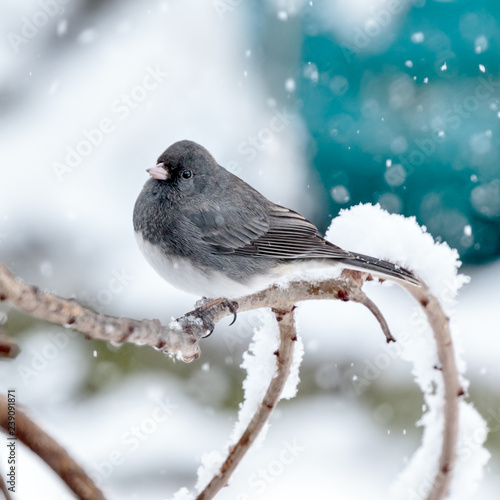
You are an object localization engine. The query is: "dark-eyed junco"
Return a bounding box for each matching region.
[133,140,419,298]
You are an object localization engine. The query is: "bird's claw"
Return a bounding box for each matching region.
[225,299,238,326]
[186,297,239,339]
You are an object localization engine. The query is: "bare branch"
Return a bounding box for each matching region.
[0,395,106,500]
[196,306,297,500]
[0,262,202,362]
[402,283,462,500]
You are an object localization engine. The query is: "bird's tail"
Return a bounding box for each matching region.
[342,252,420,286]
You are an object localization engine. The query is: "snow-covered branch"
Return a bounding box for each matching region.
[402,282,462,500]
[196,306,297,500]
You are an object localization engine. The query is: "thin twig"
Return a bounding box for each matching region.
[403,283,462,500]
[0,395,106,500]
[196,306,297,500]
[350,288,395,343]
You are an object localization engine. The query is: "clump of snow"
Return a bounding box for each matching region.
[195,450,225,492]
[391,399,489,500]
[326,203,468,313]
[281,318,305,400]
[232,309,305,439]
[450,402,490,498]
[230,308,282,444]
[168,318,182,330]
[171,487,195,500]
[273,260,343,290]
[326,204,489,499]
[229,308,304,445]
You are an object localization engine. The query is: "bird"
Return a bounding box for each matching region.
[133,140,419,299]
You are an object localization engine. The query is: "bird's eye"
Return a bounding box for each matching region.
[181,170,192,179]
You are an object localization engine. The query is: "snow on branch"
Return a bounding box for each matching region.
[328,204,489,500]
[194,306,298,500]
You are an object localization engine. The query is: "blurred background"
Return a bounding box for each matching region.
[0,0,499,498]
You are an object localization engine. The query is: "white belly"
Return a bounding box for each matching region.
[135,232,263,298]
[135,233,349,299]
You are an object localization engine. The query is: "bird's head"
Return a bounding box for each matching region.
[146,140,219,197]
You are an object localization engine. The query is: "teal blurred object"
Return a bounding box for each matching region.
[291,0,500,263]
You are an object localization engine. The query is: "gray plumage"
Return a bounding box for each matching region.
[133,140,419,297]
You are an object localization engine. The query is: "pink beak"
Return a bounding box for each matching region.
[147,162,169,180]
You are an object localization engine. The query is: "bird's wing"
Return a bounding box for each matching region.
[193,202,352,260]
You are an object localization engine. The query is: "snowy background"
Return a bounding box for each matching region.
[0,0,499,498]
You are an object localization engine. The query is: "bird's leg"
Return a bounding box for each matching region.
[200,297,239,326]
[186,297,239,338]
